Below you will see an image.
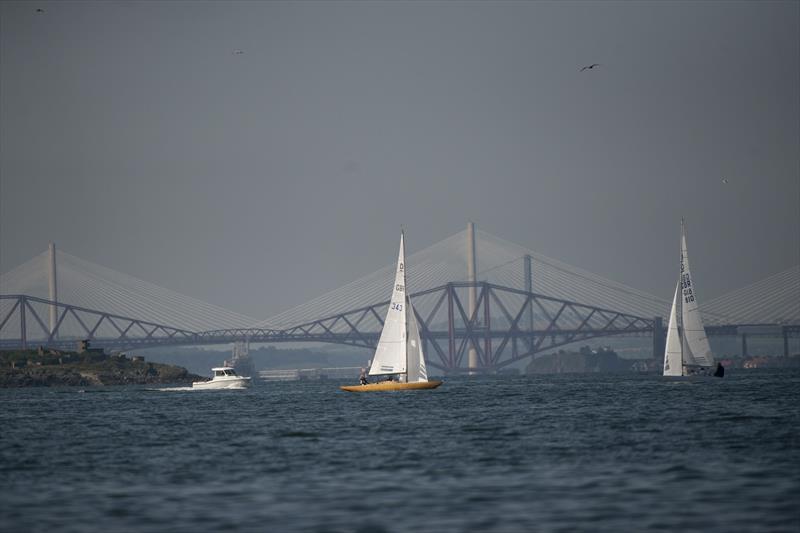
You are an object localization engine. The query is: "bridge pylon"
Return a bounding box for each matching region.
[466,221,478,374]
[48,242,58,337]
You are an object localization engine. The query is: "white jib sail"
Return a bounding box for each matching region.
[679,227,714,368]
[368,232,408,376]
[663,282,683,376]
[406,300,428,383]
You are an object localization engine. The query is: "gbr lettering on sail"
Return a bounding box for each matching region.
[680,254,695,304]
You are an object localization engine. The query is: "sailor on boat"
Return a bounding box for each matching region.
[713,362,725,378]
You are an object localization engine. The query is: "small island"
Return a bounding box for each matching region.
[525,346,631,374]
[0,342,203,388]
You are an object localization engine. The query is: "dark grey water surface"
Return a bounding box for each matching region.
[1,370,798,532]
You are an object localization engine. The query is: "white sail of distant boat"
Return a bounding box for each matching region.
[663,220,715,376]
[342,231,441,392]
[406,300,428,382]
[368,231,409,377]
[663,282,683,376]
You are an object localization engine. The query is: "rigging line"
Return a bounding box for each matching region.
[266,255,420,323]
[70,270,232,331]
[66,274,185,330]
[297,274,388,316]
[69,270,187,324]
[63,273,129,318]
[527,265,599,299]
[0,250,48,279]
[476,256,525,278]
[279,257,453,327]
[706,268,799,308]
[479,230,669,304]
[536,259,669,308]
[59,252,256,325]
[121,283,254,328]
[701,288,777,321]
[83,271,254,327]
[716,281,791,311]
[0,275,46,297]
[708,290,787,317]
[413,262,456,292]
[529,261,634,303]
[60,282,192,330]
[726,287,798,322]
[0,260,48,291]
[534,259,665,314]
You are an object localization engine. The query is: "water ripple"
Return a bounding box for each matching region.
[1,370,798,532]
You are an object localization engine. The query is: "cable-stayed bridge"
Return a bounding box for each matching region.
[2,228,798,372]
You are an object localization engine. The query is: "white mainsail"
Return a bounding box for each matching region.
[369,233,408,376]
[679,228,714,368]
[662,221,715,376]
[663,282,682,376]
[368,232,431,382]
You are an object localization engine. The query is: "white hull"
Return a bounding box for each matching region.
[192,376,251,390]
[663,372,716,381]
[681,365,714,377]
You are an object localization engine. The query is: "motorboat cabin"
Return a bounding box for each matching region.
[192,366,251,390]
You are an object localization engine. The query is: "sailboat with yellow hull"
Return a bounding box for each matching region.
[340,380,441,392]
[340,231,442,393]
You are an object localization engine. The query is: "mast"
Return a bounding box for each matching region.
[48,242,58,337]
[676,217,715,370]
[467,222,478,374]
[402,229,408,375]
[679,219,684,374]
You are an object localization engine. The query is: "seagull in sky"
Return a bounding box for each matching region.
[580,63,600,72]
[233,49,244,55]
[35,8,45,13]
[722,178,729,184]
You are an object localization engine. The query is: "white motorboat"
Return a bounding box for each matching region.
[192,367,251,390]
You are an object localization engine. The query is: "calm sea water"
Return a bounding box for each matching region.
[1,370,798,533]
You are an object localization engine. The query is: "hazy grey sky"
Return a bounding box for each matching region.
[1,1,798,319]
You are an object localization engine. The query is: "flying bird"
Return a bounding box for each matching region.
[35,8,45,13]
[580,63,600,72]
[233,49,244,55]
[722,178,729,184]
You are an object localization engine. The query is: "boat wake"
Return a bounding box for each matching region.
[147,385,249,392]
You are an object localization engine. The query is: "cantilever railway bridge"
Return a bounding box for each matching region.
[2,227,798,372]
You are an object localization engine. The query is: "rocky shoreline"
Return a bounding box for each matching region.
[0,349,203,388]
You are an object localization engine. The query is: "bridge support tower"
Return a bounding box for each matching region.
[524,254,534,351]
[48,242,58,337]
[467,222,478,373]
[652,316,664,360]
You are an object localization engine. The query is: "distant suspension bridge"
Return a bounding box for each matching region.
[2,225,798,372]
